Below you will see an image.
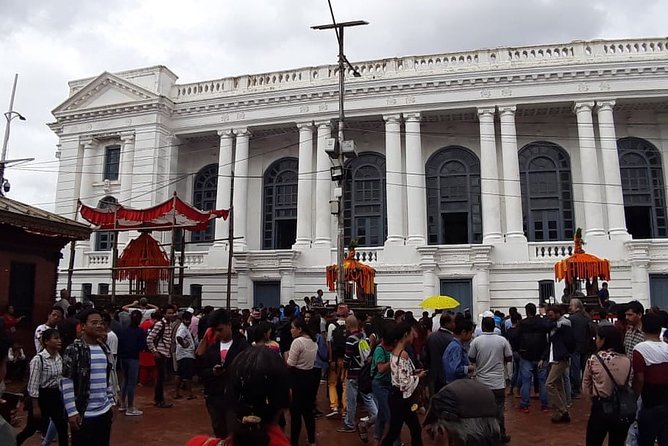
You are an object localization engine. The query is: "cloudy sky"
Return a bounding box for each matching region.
[1,0,667,210]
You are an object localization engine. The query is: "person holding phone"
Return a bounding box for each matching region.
[200,309,249,438]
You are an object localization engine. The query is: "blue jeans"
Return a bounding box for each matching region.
[519,358,548,409]
[42,420,57,446]
[371,379,391,440]
[344,378,378,430]
[121,358,140,408]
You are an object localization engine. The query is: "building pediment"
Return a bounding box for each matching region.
[52,72,159,115]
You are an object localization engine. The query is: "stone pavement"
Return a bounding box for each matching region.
[19,382,589,445]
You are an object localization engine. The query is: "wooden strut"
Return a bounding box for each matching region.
[111,206,119,304]
[66,202,82,295]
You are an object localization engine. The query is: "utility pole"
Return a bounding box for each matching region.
[226,170,235,310]
[1,73,27,196]
[312,16,367,304]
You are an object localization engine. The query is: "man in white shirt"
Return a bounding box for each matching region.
[174,311,196,400]
[121,298,158,322]
[469,316,513,444]
[34,307,63,353]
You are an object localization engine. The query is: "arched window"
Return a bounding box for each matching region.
[95,196,118,251]
[344,152,387,247]
[263,158,298,249]
[426,146,482,245]
[519,142,574,242]
[618,137,667,238]
[192,164,218,242]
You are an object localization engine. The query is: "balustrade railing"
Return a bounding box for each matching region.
[529,242,574,259]
[87,252,111,267]
[170,37,668,100]
[183,251,207,267]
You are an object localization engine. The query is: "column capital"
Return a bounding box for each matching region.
[234,128,251,138]
[217,129,234,138]
[596,100,616,113]
[573,101,595,114]
[498,105,517,116]
[477,106,496,118]
[120,132,135,144]
[296,121,314,130]
[315,120,332,130]
[383,113,402,124]
[404,112,422,123]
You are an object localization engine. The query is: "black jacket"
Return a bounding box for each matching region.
[569,311,591,354]
[518,316,548,361]
[543,318,575,362]
[424,328,454,391]
[200,336,249,403]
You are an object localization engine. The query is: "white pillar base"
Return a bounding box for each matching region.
[584,228,607,238]
[406,236,426,246]
[483,233,503,244]
[505,232,527,242]
[292,239,312,250]
[384,236,405,247]
[313,240,332,248]
[609,228,631,240]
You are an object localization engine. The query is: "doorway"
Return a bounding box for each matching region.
[9,262,36,323]
[440,279,472,312]
[253,281,281,309]
[649,275,668,310]
[625,206,652,239]
[274,219,297,249]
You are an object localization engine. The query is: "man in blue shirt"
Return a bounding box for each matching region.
[443,319,475,384]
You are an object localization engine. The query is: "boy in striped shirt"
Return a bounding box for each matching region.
[61,308,115,446]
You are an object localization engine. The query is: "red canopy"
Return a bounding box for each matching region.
[115,232,171,282]
[79,193,229,231]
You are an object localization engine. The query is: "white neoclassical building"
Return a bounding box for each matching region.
[51,37,668,314]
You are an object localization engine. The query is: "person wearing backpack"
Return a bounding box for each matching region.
[370,321,397,445]
[337,316,378,434]
[326,305,349,418]
[582,325,633,446]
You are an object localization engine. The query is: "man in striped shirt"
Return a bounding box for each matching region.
[61,308,115,446]
[146,305,176,408]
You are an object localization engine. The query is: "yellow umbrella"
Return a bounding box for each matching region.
[419,295,460,310]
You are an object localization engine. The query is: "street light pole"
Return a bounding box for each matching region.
[312,19,367,304]
[1,73,26,196]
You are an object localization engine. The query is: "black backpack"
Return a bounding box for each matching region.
[594,354,637,422]
[331,322,347,359]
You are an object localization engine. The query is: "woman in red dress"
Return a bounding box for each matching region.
[187,346,290,446]
[1,305,25,336]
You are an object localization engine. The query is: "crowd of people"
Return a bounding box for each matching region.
[0,289,667,446]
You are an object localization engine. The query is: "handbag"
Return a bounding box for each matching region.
[593,353,637,422]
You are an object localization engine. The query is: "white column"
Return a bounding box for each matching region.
[596,100,629,239]
[405,113,427,245]
[79,139,97,205]
[314,122,332,247]
[477,107,503,243]
[119,132,135,207]
[384,114,405,245]
[294,122,315,248]
[214,130,234,247]
[498,106,526,241]
[574,101,606,237]
[233,129,250,250]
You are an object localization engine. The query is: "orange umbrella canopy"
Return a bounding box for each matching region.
[115,232,171,282]
[554,228,611,282]
[326,248,376,295]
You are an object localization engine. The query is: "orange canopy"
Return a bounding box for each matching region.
[326,248,376,295]
[554,228,611,282]
[115,232,171,283]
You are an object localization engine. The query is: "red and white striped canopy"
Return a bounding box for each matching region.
[79,193,228,231]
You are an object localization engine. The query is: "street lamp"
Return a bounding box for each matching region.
[312,17,368,303]
[0,73,27,196]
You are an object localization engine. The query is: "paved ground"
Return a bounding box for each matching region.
[16,381,590,445]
